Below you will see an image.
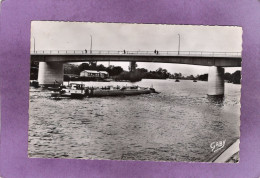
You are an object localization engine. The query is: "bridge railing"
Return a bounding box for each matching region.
[30,50,241,57]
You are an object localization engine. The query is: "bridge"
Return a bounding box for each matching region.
[31,50,242,96]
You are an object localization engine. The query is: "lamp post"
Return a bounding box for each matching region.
[33,37,36,53]
[90,35,92,54]
[178,34,181,55]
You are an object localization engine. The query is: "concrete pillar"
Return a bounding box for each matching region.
[38,62,64,86]
[208,66,225,96]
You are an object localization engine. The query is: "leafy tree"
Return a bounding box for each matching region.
[64,64,81,75]
[231,70,241,84]
[107,66,124,76]
[186,75,195,80]
[198,74,208,81]
[96,64,106,71]
[136,68,148,73]
[78,63,90,72]
[224,72,232,82]
[173,73,182,79]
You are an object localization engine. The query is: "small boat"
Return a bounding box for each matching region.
[193,80,197,82]
[175,79,180,82]
[60,83,86,98]
[86,85,158,97]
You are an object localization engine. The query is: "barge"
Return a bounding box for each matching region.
[50,83,159,98]
[86,85,158,97]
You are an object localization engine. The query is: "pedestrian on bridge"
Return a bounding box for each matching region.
[85,49,87,53]
[124,50,126,54]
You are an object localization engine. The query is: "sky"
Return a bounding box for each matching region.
[31,21,242,76]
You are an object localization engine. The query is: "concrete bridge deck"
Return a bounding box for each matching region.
[31,50,241,67]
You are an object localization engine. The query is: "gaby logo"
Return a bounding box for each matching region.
[210,140,226,152]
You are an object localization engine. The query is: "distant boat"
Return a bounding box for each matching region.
[175,79,180,82]
[193,80,197,82]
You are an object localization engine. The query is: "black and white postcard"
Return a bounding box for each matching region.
[29,21,242,163]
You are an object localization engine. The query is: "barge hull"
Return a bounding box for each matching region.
[87,89,152,97]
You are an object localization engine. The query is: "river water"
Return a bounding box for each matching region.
[28,79,240,162]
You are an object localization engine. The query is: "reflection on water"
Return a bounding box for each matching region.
[207,95,224,106]
[28,79,240,162]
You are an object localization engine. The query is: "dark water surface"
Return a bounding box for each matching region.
[28,79,240,162]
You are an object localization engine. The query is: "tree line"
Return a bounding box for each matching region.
[30,62,241,84]
[176,71,241,84]
[64,63,171,82]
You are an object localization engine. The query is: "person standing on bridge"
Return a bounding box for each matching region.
[124,50,126,54]
[85,49,87,53]
[154,49,157,54]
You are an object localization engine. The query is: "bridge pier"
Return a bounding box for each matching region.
[207,66,225,96]
[38,62,64,86]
